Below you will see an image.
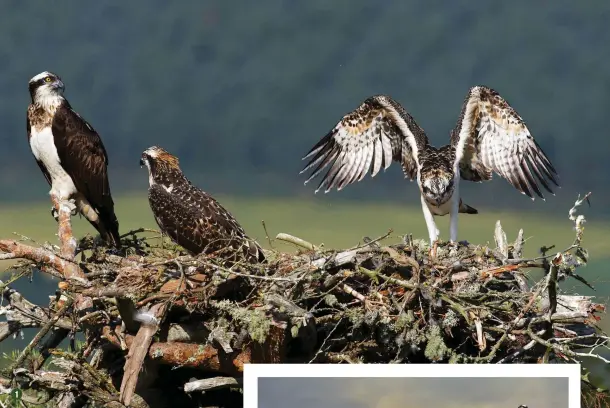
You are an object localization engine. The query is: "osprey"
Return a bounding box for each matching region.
[140,146,265,264]
[300,86,559,245]
[27,71,121,247]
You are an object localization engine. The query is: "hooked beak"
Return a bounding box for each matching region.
[139,158,145,167]
[53,80,65,90]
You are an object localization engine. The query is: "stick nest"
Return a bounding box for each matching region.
[0,193,608,408]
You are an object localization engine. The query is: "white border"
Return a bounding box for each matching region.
[244,363,580,408]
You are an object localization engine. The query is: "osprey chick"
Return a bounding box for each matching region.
[300,86,559,245]
[27,71,121,247]
[140,146,265,264]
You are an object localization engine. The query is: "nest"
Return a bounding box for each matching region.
[0,193,607,408]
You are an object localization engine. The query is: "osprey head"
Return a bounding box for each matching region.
[28,71,65,106]
[141,146,181,187]
[420,168,455,207]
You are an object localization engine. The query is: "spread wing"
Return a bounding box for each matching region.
[451,86,559,199]
[51,103,115,210]
[300,95,429,193]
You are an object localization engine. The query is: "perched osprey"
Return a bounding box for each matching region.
[140,146,266,264]
[300,86,559,245]
[27,71,121,247]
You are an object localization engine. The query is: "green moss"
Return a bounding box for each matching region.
[441,309,459,329]
[212,300,270,344]
[324,294,338,307]
[424,325,450,362]
[394,310,415,331]
[344,307,365,328]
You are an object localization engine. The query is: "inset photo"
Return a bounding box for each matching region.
[245,364,580,408]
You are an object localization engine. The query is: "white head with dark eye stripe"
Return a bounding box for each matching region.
[28,71,65,110]
[140,146,182,189]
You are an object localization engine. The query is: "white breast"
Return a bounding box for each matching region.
[428,198,452,216]
[29,127,77,199]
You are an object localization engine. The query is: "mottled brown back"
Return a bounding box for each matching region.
[146,150,265,264]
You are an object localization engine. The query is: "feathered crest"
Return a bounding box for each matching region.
[144,146,181,170]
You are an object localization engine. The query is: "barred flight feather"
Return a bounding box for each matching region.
[300,95,429,193]
[451,85,559,200]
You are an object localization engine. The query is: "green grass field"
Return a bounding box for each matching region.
[0,193,607,259]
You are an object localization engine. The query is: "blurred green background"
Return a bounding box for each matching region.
[0,0,608,390]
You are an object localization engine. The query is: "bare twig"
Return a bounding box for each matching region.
[6,297,74,375]
[275,233,318,251]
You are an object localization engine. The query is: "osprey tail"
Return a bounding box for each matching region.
[458,199,478,214]
[96,206,121,248]
[78,199,121,248]
[244,238,266,264]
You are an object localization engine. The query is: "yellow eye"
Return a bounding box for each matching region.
[44,77,52,83]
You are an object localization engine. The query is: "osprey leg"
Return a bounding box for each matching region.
[449,179,460,243]
[50,198,77,222]
[51,206,59,222]
[421,195,440,246]
[75,195,112,243]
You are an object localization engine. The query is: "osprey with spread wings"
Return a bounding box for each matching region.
[300,86,559,245]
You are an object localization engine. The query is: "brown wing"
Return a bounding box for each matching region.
[149,183,265,263]
[301,95,429,193]
[451,86,559,199]
[52,103,120,243]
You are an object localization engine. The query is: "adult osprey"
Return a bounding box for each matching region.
[27,71,121,247]
[140,146,266,264]
[300,86,559,245]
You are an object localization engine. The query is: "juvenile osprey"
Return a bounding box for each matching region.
[140,146,266,264]
[300,86,559,245]
[27,71,121,247]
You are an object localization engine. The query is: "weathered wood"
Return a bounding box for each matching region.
[494,220,508,260]
[50,195,79,275]
[120,303,166,407]
[311,249,358,268]
[167,322,210,343]
[184,376,242,393]
[1,283,73,331]
[276,233,318,251]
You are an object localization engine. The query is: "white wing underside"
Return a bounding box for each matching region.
[452,86,559,200]
[301,95,426,193]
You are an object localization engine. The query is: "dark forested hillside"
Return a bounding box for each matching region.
[1,1,608,213]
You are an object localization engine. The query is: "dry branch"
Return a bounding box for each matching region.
[50,194,79,273]
[0,192,606,407]
[120,303,166,406]
[184,376,242,394]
